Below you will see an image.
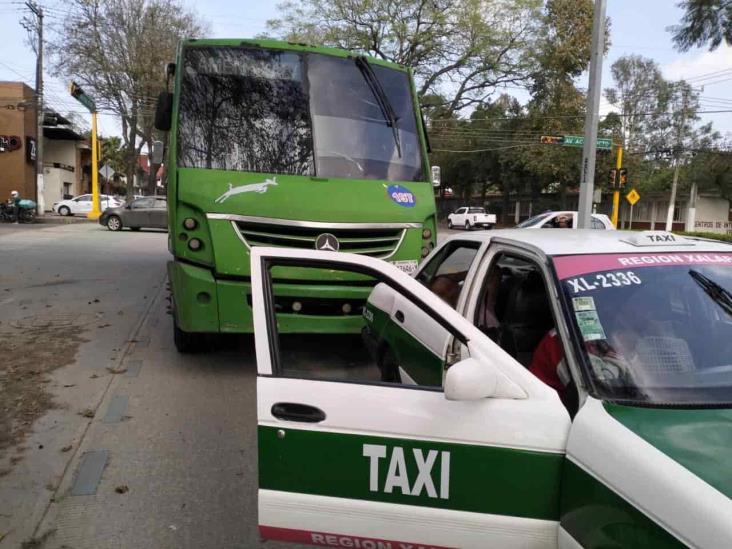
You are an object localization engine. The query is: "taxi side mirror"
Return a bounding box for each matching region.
[444,357,497,401]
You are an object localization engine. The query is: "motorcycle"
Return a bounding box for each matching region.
[0,199,37,223]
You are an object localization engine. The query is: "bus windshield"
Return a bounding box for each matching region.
[178,46,424,182]
[554,253,732,406]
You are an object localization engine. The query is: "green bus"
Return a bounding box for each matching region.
[155,39,437,352]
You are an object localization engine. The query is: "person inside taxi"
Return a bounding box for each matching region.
[528,286,679,410]
[430,275,461,308]
[476,267,502,341]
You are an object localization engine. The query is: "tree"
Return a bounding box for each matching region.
[51,0,207,198]
[507,0,598,206]
[686,141,732,200]
[669,0,732,51]
[267,0,543,116]
[604,56,668,153]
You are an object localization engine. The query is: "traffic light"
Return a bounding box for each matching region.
[540,135,563,145]
[69,81,96,113]
[69,81,87,102]
[618,168,628,188]
[608,168,617,188]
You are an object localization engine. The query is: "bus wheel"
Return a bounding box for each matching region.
[173,321,209,353]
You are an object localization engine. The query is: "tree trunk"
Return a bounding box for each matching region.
[125,107,139,201]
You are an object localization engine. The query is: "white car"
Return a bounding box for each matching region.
[447,206,497,230]
[245,231,732,549]
[517,210,614,230]
[52,194,123,216]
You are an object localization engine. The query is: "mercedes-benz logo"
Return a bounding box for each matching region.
[315,233,339,252]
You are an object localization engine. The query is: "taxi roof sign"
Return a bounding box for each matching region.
[621,231,694,247]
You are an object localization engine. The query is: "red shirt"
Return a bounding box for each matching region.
[528,329,569,396]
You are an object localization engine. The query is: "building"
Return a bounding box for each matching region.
[0,82,38,203]
[438,186,731,234]
[0,81,96,210]
[43,112,90,207]
[617,190,731,234]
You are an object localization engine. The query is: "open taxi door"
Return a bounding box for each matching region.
[250,246,571,549]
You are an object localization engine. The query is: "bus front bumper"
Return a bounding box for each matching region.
[168,260,369,334]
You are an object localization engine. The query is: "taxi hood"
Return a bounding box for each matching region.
[605,403,732,499]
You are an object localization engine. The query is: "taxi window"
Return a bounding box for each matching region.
[416,241,481,308]
[262,263,460,390]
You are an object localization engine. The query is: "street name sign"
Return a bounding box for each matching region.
[562,135,613,150]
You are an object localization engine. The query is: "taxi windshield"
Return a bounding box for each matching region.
[554,252,732,406]
[516,212,551,228]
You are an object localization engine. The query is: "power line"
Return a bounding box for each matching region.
[432,144,539,153]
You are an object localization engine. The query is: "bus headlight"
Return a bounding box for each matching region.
[421,246,430,258]
[422,228,432,240]
[183,218,197,230]
[188,238,203,251]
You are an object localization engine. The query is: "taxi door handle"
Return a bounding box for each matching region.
[395,310,405,323]
[271,402,326,423]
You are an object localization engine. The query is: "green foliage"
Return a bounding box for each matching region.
[99,136,126,177]
[677,231,732,242]
[669,0,732,51]
[51,0,207,197]
[268,0,543,115]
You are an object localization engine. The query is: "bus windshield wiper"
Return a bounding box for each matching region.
[355,56,402,158]
[689,269,732,317]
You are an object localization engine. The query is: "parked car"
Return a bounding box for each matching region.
[52,194,122,216]
[447,206,497,230]
[99,196,168,231]
[516,210,615,229]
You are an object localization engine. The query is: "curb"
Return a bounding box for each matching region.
[35,215,94,224]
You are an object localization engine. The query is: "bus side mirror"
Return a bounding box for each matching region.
[155,92,173,132]
[151,140,164,165]
[431,166,441,188]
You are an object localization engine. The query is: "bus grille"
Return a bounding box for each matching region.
[234,221,404,259]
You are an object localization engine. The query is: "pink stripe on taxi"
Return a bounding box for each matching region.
[553,252,732,279]
[259,525,455,549]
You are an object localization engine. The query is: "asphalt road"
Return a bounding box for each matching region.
[0,222,478,549]
[0,222,304,549]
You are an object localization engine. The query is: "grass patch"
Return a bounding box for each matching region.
[676,231,732,243]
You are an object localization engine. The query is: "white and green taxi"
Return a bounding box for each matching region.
[249,229,731,549]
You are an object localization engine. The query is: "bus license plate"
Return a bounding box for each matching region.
[391,260,418,274]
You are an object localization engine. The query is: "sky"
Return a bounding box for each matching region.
[1,0,731,138]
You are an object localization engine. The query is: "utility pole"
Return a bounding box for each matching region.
[665,85,690,232]
[610,145,623,227]
[25,1,44,215]
[577,0,607,229]
[69,82,101,220]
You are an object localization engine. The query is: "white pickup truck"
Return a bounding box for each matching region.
[447,206,496,230]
